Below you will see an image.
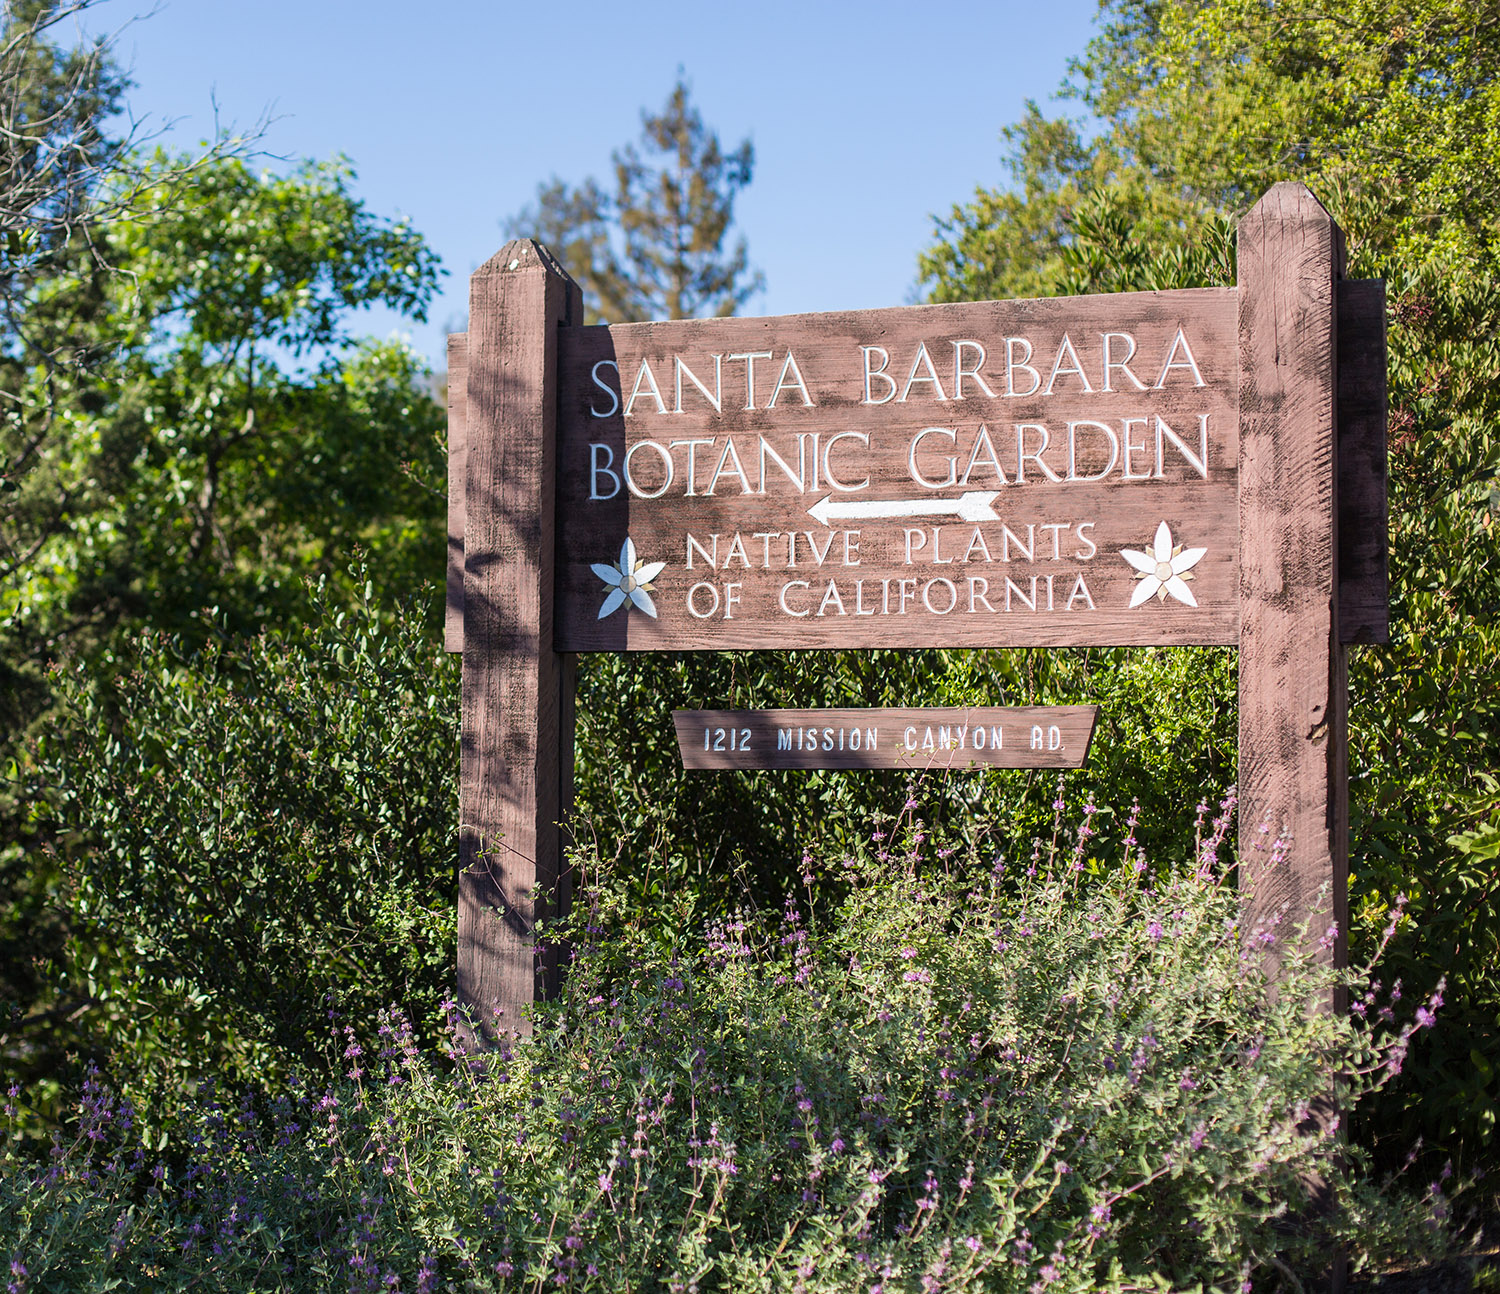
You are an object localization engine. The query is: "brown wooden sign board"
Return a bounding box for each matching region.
[449,185,1387,1042]
[675,706,1098,771]
[556,293,1240,650]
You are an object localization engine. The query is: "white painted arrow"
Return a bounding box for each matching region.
[806,491,1001,527]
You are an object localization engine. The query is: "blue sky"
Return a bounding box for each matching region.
[87,0,1101,369]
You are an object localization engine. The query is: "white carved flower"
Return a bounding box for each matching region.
[592,537,665,619]
[1121,521,1207,608]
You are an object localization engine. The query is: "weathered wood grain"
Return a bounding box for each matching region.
[445,333,468,654]
[1336,280,1389,645]
[458,241,579,1042]
[441,283,1380,656]
[555,290,1240,650]
[1236,184,1349,982]
[675,706,1098,770]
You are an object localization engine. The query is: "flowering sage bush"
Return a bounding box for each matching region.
[0,797,1450,1291]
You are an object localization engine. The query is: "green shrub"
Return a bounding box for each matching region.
[18,576,458,1125]
[0,803,1453,1291]
[573,643,1235,920]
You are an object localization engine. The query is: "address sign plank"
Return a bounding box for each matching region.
[676,706,1098,771]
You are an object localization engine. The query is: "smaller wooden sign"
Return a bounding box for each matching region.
[674,706,1098,771]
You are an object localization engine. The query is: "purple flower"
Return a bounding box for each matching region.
[1147,919,1164,942]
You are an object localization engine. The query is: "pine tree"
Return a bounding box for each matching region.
[505,80,762,323]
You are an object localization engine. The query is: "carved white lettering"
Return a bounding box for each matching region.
[822,431,870,492]
[686,583,719,618]
[1005,338,1041,396]
[669,438,714,495]
[1121,418,1151,480]
[1066,420,1120,481]
[766,351,814,408]
[953,340,997,399]
[726,351,774,409]
[1154,328,1206,388]
[1101,332,1148,391]
[899,341,948,402]
[625,359,667,416]
[1154,414,1210,478]
[779,580,813,616]
[589,443,621,499]
[1015,424,1064,483]
[923,578,958,614]
[704,438,753,496]
[958,423,1008,486]
[685,533,718,569]
[590,359,621,418]
[817,581,846,617]
[862,346,897,404]
[674,355,722,413]
[623,440,674,498]
[1044,333,1094,395]
[908,426,959,489]
[1005,577,1038,612]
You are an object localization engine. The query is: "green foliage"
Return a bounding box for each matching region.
[5,152,446,653]
[505,79,762,323]
[917,0,1500,1168]
[918,106,1199,305]
[0,18,450,1118]
[0,812,1453,1290]
[1350,267,1500,1161]
[11,577,458,1122]
[574,645,1234,923]
[114,154,440,356]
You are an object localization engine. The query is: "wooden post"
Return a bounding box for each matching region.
[459,239,581,1041]
[1237,182,1348,977]
[1238,179,1351,1294]
[444,333,468,654]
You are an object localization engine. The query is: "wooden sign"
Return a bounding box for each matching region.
[449,185,1388,1039]
[555,293,1239,650]
[675,706,1098,770]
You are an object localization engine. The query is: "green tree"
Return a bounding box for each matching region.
[0,2,260,651]
[55,153,446,639]
[505,79,762,323]
[919,0,1500,1166]
[0,8,452,1116]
